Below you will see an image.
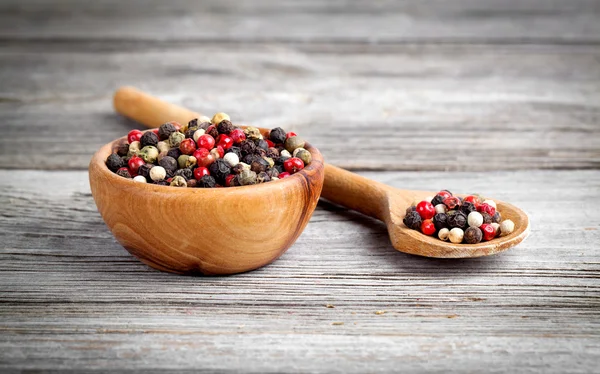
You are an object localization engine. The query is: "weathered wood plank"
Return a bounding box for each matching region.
[1,43,599,171]
[1,170,599,371]
[1,0,599,43]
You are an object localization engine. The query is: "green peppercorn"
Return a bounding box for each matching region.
[464,227,483,244]
[170,175,187,187]
[140,131,159,148]
[256,171,271,183]
[403,210,422,230]
[244,126,262,140]
[178,155,190,169]
[284,136,305,153]
[237,169,257,186]
[106,153,124,172]
[127,141,141,157]
[269,127,286,144]
[139,146,159,163]
[294,149,312,166]
[169,131,185,148]
[158,122,178,141]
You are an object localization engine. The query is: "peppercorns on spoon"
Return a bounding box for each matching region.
[112,86,530,258]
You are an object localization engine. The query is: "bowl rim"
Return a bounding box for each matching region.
[89,127,324,195]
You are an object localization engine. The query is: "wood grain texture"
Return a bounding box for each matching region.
[1,42,599,171]
[1,0,599,43]
[1,169,599,372]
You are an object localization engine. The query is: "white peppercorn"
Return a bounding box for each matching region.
[149,166,166,181]
[449,228,464,244]
[280,150,292,159]
[133,175,147,183]
[127,141,141,157]
[467,211,484,228]
[435,204,447,214]
[157,141,170,154]
[438,228,450,241]
[223,152,239,167]
[500,219,515,236]
[193,129,206,142]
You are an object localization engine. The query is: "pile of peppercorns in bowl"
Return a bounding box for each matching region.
[403,190,516,244]
[105,112,312,188]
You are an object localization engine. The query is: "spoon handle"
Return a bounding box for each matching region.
[322,164,390,222]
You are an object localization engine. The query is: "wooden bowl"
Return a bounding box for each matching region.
[89,130,324,275]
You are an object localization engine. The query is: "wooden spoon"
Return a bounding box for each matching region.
[113,87,530,258]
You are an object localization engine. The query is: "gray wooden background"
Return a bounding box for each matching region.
[1,0,599,372]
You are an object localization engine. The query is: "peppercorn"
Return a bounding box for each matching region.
[253,139,267,152]
[266,147,279,158]
[211,112,230,125]
[500,220,515,236]
[187,118,199,131]
[158,156,178,173]
[232,163,246,175]
[115,142,129,157]
[216,134,234,150]
[283,157,305,174]
[478,203,496,217]
[106,153,124,172]
[481,212,493,224]
[156,141,170,154]
[403,210,422,230]
[158,122,178,141]
[433,213,448,231]
[482,199,497,209]
[256,171,271,184]
[492,211,502,223]
[138,146,159,164]
[449,228,464,244]
[251,159,268,174]
[137,163,154,179]
[170,175,187,187]
[226,146,242,159]
[244,126,262,140]
[447,211,467,229]
[443,196,461,210]
[177,155,190,169]
[434,204,447,214]
[210,148,221,160]
[166,147,181,160]
[192,129,206,142]
[169,131,185,149]
[467,211,483,228]
[217,120,235,134]
[116,167,132,179]
[279,149,292,160]
[179,138,197,155]
[128,156,145,175]
[491,223,500,235]
[223,152,240,167]
[294,149,312,166]
[460,201,477,215]
[284,136,306,153]
[198,175,217,188]
[421,219,436,236]
[208,159,231,184]
[187,179,197,188]
[438,190,453,199]
[266,167,280,179]
[127,141,141,157]
[239,139,256,156]
[406,206,416,215]
[438,228,450,241]
[149,165,166,181]
[127,130,143,144]
[480,223,496,241]
[140,131,158,148]
[198,121,212,131]
[269,127,286,144]
[206,125,219,139]
[237,169,257,186]
[133,175,147,183]
[278,172,291,178]
[464,227,483,244]
[242,153,261,165]
[173,168,193,181]
[416,201,435,220]
[229,128,246,144]
[431,194,445,207]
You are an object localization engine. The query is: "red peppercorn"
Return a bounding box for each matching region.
[127,156,145,175]
[197,134,215,150]
[463,195,481,209]
[478,203,496,217]
[229,129,246,144]
[179,138,197,155]
[225,174,236,187]
[285,132,297,139]
[416,201,435,220]
[480,223,496,241]
[443,196,461,209]
[193,167,210,180]
[278,172,291,179]
[127,130,143,144]
[216,145,225,158]
[421,219,436,236]
[196,152,216,168]
[193,148,209,160]
[437,190,452,200]
[216,134,234,150]
[266,139,275,148]
[283,157,305,174]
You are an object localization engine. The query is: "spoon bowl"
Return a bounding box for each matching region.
[89,132,324,275]
[322,164,530,258]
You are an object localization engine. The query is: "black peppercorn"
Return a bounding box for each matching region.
[166,147,181,160]
[209,159,231,184]
[492,211,501,223]
[158,156,178,173]
[232,163,246,175]
[266,167,279,178]
[403,211,422,230]
[255,148,267,158]
[433,213,448,231]
[482,212,493,224]
[174,168,193,181]
[251,159,268,174]
[116,142,129,157]
[405,206,417,215]
[269,127,286,144]
[207,126,219,139]
[447,211,467,229]
[217,120,235,134]
[116,168,132,179]
[242,153,261,165]
[274,164,285,173]
[198,175,217,188]
[106,153,124,172]
[187,118,198,130]
[266,147,279,158]
[138,163,154,179]
[184,128,196,139]
[460,201,476,215]
[256,139,269,151]
[226,146,242,159]
[240,139,256,156]
[256,171,271,183]
[187,179,198,188]
[431,194,445,207]
[158,122,178,141]
[140,131,159,148]
[464,227,483,244]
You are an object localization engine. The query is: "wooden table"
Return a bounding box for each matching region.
[1,1,599,372]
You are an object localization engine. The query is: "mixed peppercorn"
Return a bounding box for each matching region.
[106,113,312,187]
[403,190,515,244]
